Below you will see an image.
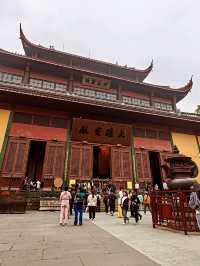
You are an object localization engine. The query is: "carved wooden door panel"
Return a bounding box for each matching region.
[135,149,151,182]
[111,148,121,180]
[121,147,132,179]
[69,143,93,180]
[81,145,93,180]
[43,141,66,180]
[1,137,30,179]
[111,147,132,180]
[69,144,82,179]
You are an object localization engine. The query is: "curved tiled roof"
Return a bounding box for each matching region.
[20,24,153,82]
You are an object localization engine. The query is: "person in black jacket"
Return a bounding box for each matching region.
[121,191,129,224]
[109,191,116,216]
[130,190,142,223]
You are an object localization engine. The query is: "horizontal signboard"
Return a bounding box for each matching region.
[72,118,131,146]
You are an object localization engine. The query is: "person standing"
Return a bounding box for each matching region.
[68,187,74,216]
[121,191,129,224]
[109,191,116,216]
[87,191,97,222]
[59,186,71,226]
[103,191,109,214]
[130,190,142,223]
[96,192,101,212]
[143,191,151,214]
[36,180,41,191]
[118,187,124,218]
[162,180,168,190]
[74,187,85,226]
[137,191,144,211]
[189,184,200,229]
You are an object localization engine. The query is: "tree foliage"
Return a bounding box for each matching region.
[195,105,200,114]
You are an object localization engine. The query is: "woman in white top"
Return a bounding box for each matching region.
[87,191,97,222]
[59,187,71,226]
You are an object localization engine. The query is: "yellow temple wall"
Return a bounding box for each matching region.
[172,132,200,174]
[0,109,11,153]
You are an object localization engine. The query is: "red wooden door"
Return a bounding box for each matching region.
[135,149,151,182]
[1,137,30,180]
[69,143,93,180]
[111,147,132,181]
[43,141,66,180]
[69,144,82,178]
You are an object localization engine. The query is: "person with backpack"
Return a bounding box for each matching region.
[121,191,129,224]
[74,187,85,226]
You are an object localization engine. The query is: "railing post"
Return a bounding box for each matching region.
[179,191,188,235]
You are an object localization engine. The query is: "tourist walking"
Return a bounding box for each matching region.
[59,186,71,226]
[96,192,101,212]
[137,191,144,211]
[68,187,75,216]
[103,191,109,214]
[74,187,85,226]
[121,191,129,224]
[36,180,41,191]
[118,187,124,218]
[130,190,142,223]
[87,191,97,222]
[189,184,200,229]
[109,191,116,216]
[143,191,151,214]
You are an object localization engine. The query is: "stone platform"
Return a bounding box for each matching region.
[0,211,158,266]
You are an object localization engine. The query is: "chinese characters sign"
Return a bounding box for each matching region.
[72,118,131,146]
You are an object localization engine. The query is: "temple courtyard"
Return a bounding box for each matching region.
[0,212,200,266]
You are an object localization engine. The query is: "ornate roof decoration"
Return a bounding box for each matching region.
[20,24,152,82]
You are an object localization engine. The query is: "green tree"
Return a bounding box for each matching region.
[195,105,200,114]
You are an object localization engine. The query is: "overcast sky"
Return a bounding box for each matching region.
[1,0,200,112]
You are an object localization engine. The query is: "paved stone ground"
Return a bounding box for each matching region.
[0,212,159,266]
[95,212,200,266]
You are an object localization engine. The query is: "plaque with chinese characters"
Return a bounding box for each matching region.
[72,118,131,146]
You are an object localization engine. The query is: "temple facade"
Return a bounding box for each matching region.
[0,25,200,191]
